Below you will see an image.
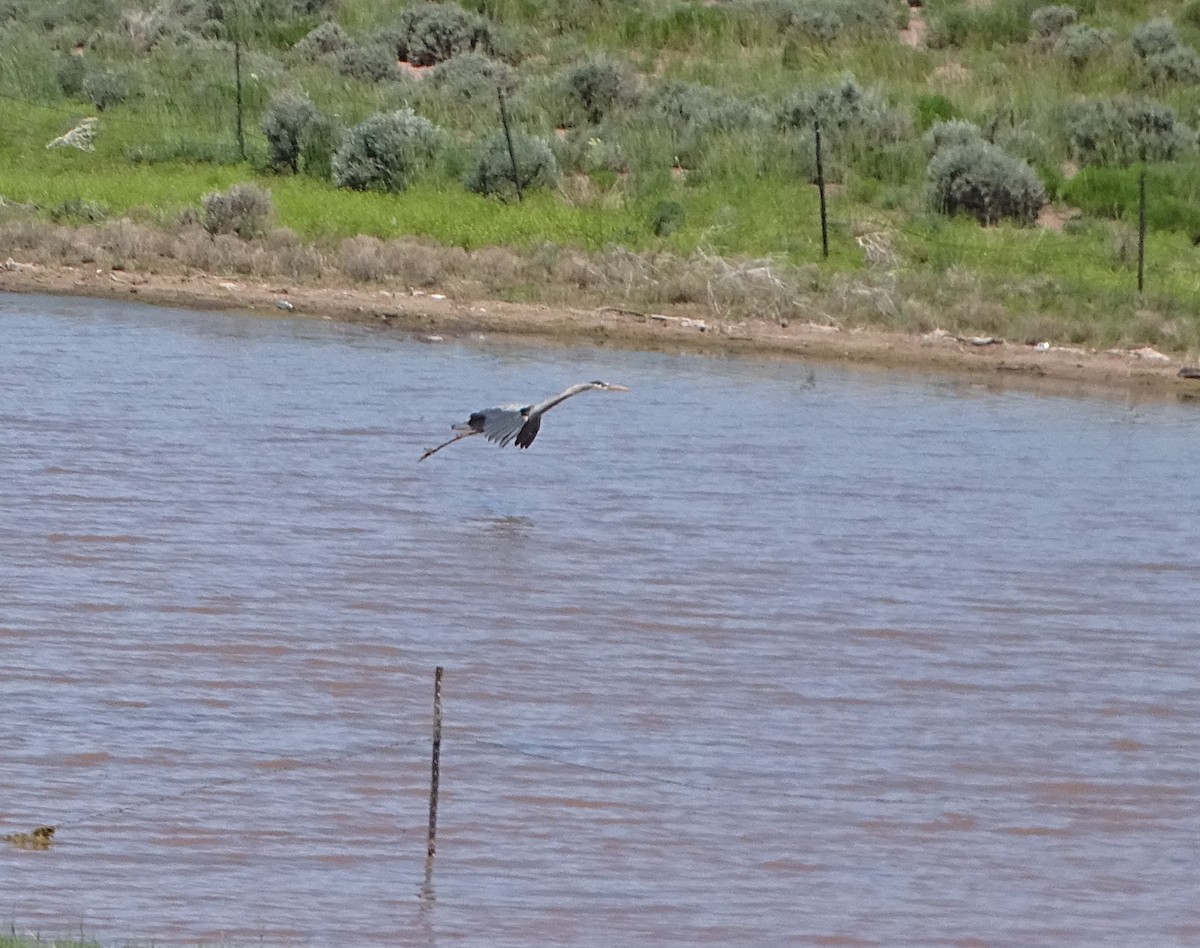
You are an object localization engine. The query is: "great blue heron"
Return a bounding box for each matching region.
[419,380,630,461]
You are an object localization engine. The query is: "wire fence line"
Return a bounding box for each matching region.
[2,84,1179,309]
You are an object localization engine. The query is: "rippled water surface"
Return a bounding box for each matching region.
[2,293,1198,946]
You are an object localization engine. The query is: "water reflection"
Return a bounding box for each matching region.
[1,294,1198,947]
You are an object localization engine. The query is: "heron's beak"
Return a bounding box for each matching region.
[607,384,630,392]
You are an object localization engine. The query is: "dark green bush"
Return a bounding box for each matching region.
[1065,97,1197,166]
[915,93,958,130]
[465,131,558,198]
[927,140,1046,225]
[332,109,444,193]
[201,183,273,238]
[261,90,321,174]
[649,199,684,237]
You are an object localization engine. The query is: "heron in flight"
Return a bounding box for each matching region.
[419,380,630,461]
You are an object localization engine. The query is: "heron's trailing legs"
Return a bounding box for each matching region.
[419,429,482,462]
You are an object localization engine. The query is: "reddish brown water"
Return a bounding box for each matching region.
[2,295,1199,946]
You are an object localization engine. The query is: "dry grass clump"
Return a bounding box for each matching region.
[334,235,469,287]
[96,220,175,267]
[468,245,528,290]
[336,235,391,282]
[583,248,819,323]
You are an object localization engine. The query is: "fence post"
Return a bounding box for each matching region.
[1137,166,1146,294]
[426,666,443,862]
[814,121,829,259]
[234,37,245,161]
[497,87,524,203]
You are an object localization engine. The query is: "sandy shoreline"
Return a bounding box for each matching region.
[4,261,1199,401]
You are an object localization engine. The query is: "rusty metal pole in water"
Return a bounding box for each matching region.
[426,666,443,861]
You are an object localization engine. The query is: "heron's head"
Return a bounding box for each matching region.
[590,380,630,392]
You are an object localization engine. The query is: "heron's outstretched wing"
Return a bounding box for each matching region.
[465,405,530,447]
[514,414,541,448]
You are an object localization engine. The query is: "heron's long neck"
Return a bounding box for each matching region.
[530,383,594,416]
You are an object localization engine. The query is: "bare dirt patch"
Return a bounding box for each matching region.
[899,7,927,48]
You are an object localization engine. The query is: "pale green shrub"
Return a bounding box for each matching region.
[927,140,1046,225]
[1065,97,1197,166]
[260,90,320,174]
[332,109,444,193]
[465,131,557,198]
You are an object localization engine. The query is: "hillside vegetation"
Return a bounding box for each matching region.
[3,0,1200,350]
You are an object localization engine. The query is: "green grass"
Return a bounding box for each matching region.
[4,0,1200,350]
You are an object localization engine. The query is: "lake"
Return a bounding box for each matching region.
[1,293,1197,946]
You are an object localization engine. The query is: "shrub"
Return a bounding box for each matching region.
[465,131,558,198]
[1065,97,1197,166]
[561,55,632,125]
[927,0,1041,49]
[300,111,339,181]
[915,94,957,130]
[1141,45,1200,84]
[378,2,502,67]
[649,199,684,237]
[293,20,350,58]
[260,90,321,174]
[1055,23,1112,68]
[1030,5,1077,39]
[81,68,129,110]
[1183,0,1200,31]
[653,80,763,134]
[429,51,514,102]
[1131,18,1179,59]
[336,42,402,81]
[201,183,273,238]
[552,126,629,175]
[782,0,898,39]
[923,119,982,156]
[791,4,843,43]
[927,140,1046,225]
[332,108,444,193]
[56,53,85,96]
[778,75,907,145]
